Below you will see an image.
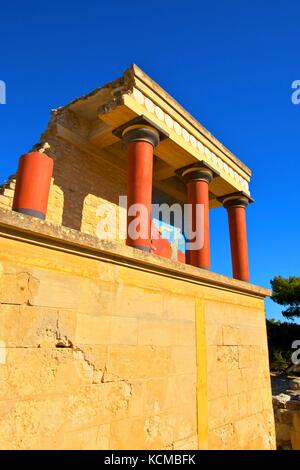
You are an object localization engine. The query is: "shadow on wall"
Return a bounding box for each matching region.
[51,141,128,233]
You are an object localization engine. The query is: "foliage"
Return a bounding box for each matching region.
[266,319,300,371]
[271,276,300,319]
[270,350,289,371]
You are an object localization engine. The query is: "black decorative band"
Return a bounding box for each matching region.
[223,197,249,209]
[122,127,160,148]
[176,161,219,184]
[14,208,46,220]
[183,168,214,184]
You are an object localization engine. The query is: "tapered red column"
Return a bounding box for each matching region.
[122,126,159,252]
[223,194,250,282]
[13,149,54,220]
[178,164,216,269]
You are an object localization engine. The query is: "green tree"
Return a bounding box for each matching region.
[271,350,289,371]
[271,276,300,319]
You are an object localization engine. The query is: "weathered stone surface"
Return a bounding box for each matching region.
[273,379,300,449]
[0,269,39,305]
[0,210,274,450]
[272,393,291,408]
[208,424,235,450]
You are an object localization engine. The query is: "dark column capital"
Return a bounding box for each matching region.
[219,191,254,209]
[176,161,219,184]
[122,125,160,147]
[113,114,169,148]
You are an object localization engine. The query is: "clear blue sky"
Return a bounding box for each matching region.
[0,0,299,321]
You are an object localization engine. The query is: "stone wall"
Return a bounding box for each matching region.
[206,300,275,449]
[0,211,275,450]
[272,379,300,450]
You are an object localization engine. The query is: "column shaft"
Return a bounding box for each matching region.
[127,140,154,250]
[227,204,249,282]
[187,179,211,269]
[13,151,54,220]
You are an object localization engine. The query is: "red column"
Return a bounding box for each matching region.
[181,165,214,269]
[223,195,250,282]
[13,150,54,220]
[122,126,159,252]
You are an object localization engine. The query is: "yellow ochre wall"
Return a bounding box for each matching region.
[0,216,275,450]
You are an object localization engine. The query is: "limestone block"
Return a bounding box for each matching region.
[75,314,111,345]
[3,188,14,198]
[163,294,195,321]
[0,398,67,449]
[0,304,59,348]
[227,369,245,395]
[75,345,108,374]
[58,381,133,433]
[233,415,261,449]
[107,345,172,380]
[54,425,109,450]
[115,284,164,319]
[168,375,196,411]
[0,270,39,305]
[144,414,175,449]
[216,345,239,370]
[109,417,150,450]
[170,346,197,375]
[127,380,144,418]
[223,325,240,346]
[207,369,228,400]
[242,367,265,390]
[177,321,196,346]
[30,270,82,309]
[4,348,74,398]
[57,309,77,346]
[143,378,170,415]
[239,326,266,347]
[110,316,138,345]
[171,405,197,443]
[260,386,273,411]
[138,318,179,347]
[215,394,247,428]
[246,389,264,416]
[206,345,218,373]
[78,279,116,316]
[206,324,223,346]
[273,393,291,408]
[0,196,12,206]
[238,346,251,368]
[208,424,235,450]
[172,435,198,450]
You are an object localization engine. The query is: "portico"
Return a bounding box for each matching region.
[12,65,253,282]
[0,64,275,450]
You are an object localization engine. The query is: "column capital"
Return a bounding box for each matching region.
[219,191,254,209]
[176,161,219,184]
[113,114,169,148]
[122,125,160,147]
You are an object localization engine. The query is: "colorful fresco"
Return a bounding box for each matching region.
[151,218,186,263]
